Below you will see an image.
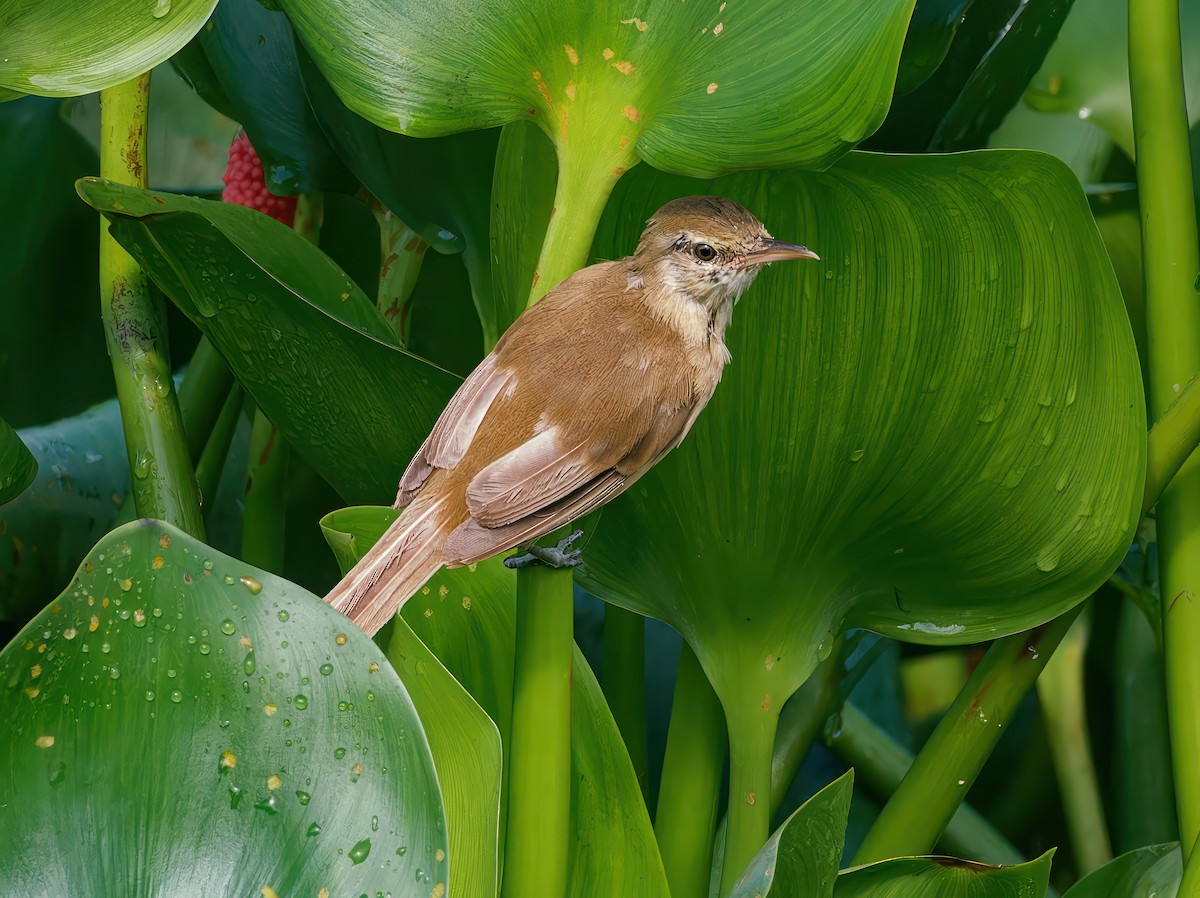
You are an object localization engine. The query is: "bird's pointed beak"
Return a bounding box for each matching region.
[740,238,820,267]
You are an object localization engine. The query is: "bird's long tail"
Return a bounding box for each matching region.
[325,495,450,636]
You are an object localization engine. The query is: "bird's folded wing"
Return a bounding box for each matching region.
[395,354,509,508]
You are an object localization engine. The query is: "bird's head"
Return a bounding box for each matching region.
[634,195,819,310]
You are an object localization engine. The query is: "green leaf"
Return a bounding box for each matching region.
[0,0,218,97]
[728,772,853,898]
[75,177,461,505]
[282,0,916,177]
[0,520,447,893]
[1019,0,1200,156]
[0,417,36,506]
[192,0,355,195]
[892,0,973,96]
[835,851,1055,897]
[1061,843,1179,898]
[583,151,1144,726]
[320,506,671,897]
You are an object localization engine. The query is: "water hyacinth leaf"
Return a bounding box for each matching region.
[0,0,218,97]
[892,0,974,95]
[281,0,916,177]
[0,418,37,506]
[0,520,447,893]
[584,150,1144,723]
[728,772,853,898]
[1020,0,1200,156]
[190,0,355,195]
[1060,843,1180,898]
[320,506,670,896]
[834,851,1055,897]
[76,177,460,505]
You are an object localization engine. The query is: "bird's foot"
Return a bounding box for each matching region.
[504,529,585,570]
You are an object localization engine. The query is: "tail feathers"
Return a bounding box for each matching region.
[326,497,449,636]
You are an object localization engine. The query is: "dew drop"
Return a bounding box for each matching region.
[170,690,183,703]
[349,838,372,864]
[294,694,309,710]
[1035,547,1060,572]
[278,610,290,622]
[334,747,346,760]
[152,0,171,18]
[307,822,321,838]
[199,642,211,655]
[244,652,256,675]
[220,620,236,636]
[296,790,311,806]
[239,576,263,595]
[848,448,865,462]
[319,662,334,676]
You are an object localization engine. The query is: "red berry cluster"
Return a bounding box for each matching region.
[222,133,297,226]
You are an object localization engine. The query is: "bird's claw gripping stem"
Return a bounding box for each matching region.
[504,529,585,570]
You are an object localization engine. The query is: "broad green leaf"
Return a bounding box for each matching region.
[835,851,1055,897]
[192,0,355,195]
[892,0,973,95]
[0,0,218,97]
[282,0,916,177]
[76,177,461,505]
[1061,843,1179,898]
[870,0,1075,152]
[728,772,853,898]
[321,506,671,897]
[0,417,36,506]
[1019,0,1200,156]
[583,152,1144,733]
[0,520,447,893]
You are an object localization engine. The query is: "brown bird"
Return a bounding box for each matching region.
[327,195,819,635]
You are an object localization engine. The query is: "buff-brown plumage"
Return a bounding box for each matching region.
[327,196,818,635]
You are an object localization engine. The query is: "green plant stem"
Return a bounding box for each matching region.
[721,695,783,895]
[603,606,649,798]
[1036,613,1112,875]
[502,565,574,898]
[827,702,1026,867]
[853,606,1081,864]
[655,644,727,898]
[1129,0,1200,857]
[1182,833,1200,898]
[177,338,235,463]
[98,73,204,539]
[194,384,243,517]
[526,145,637,307]
[1145,373,1200,515]
[369,198,428,347]
[770,648,844,816]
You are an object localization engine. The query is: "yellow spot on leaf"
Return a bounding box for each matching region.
[267,774,283,790]
[30,664,42,678]
[159,533,171,549]
[220,750,237,770]
[264,702,278,716]
[746,791,757,805]
[431,885,446,898]
[35,735,54,749]
[565,81,577,100]
[89,615,99,632]
[613,166,626,176]
[559,105,569,140]
[462,596,472,610]
[133,609,145,626]
[151,555,165,570]
[102,597,110,608]
[620,136,631,147]
[24,687,39,700]
[351,762,363,776]
[707,82,719,94]
[240,636,253,648]
[369,661,380,673]
[424,608,433,618]
[438,584,449,599]
[262,889,280,898]
[602,47,615,60]
[335,633,348,646]
[612,60,636,75]
[84,561,93,573]
[531,69,542,80]
[622,105,641,122]
[318,890,329,898]
[564,44,579,65]
[64,627,77,640]
[119,578,132,591]
[761,694,772,710]
[714,21,724,34]
[435,848,445,862]
[621,16,649,30]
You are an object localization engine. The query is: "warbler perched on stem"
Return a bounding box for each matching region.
[327,195,818,634]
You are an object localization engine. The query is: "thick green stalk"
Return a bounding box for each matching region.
[1145,373,1200,515]
[655,644,727,898]
[721,695,783,895]
[1182,834,1200,898]
[99,73,204,539]
[369,198,428,347]
[501,565,574,898]
[1130,0,1200,855]
[827,702,1026,867]
[177,338,235,462]
[1037,614,1112,875]
[770,648,845,816]
[853,607,1081,864]
[194,384,243,516]
[603,606,649,798]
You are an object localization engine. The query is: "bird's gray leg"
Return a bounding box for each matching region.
[504,529,585,569]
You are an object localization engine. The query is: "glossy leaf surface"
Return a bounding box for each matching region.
[1060,843,1180,898]
[728,772,853,898]
[0,0,217,97]
[281,0,916,176]
[0,417,36,506]
[321,505,671,896]
[77,178,461,505]
[0,520,447,893]
[583,152,1145,714]
[835,852,1055,897]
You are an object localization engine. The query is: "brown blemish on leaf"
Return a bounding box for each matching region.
[159,532,171,549]
[565,81,577,100]
[621,16,649,31]
[536,81,555,107]
[1047,74,1062,95]
[603,48,615,60]
[267,774,283,790]
[707,82,719,94]
[531,70,542,80]
[559,104,569,140]
[622,105,641,122]
[35,735,55,749]
[613,167,626,176]
[713,21,724,34]
[564,44,579,65]
[612,60,636,75]
[151,555,165,569]
[89,615,100,632]
[719,0,726,10]
[761,694,772,710]
[746,791,757,805]
[30,663,41,678]
[220,750,237,769]
[24,687,39,700]
[531,271,541,289]
[619,136,631,148]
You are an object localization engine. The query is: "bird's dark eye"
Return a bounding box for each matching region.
[693,243,716,261]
